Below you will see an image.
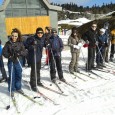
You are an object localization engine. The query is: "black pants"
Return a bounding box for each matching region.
[0,56,7,79]
[96,46,105,64]
[110,44,115,59]
[87,47,96,70]
[30,61,41,88]
[49,55,63,80]
[0,67,7,79]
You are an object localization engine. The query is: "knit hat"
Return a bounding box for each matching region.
[104,22,109,29]
[36,27,43,34]
[100,28,105,33]
[51,28,57,33]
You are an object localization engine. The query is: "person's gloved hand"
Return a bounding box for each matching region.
[83,43,89,48]
[95,41,98,46]
[86,40,89,44]
[104,43,109,47]
[14,52,20,57]
[46,44,51,49]
[73,45,80,49]
[78,43,83,47]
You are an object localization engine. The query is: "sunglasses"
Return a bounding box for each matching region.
[37,32,43,34]
[12,35,18,38]
[92,26,97,28]
[52,31,57,33]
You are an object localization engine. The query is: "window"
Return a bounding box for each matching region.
[12,0,26,8]
[5,9,13,17]
[41,8,48,15]
[26,0,41,8]
[5,0,48,17]
[27,8,41,16]
[12,8,27,17]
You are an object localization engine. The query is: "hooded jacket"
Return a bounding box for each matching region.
[25,34,45,63]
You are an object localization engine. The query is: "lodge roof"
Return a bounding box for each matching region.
[0,0,62,12]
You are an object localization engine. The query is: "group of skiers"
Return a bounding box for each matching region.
[0,26,66,96]
[0,21,114,97]
[68,21,114,74]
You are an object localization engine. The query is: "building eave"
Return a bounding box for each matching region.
[0,0,10,11]
[43,0,62,11]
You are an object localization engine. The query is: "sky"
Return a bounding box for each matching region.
[50,0,115,7]
[0,0,3,5]
[0,0,114,7]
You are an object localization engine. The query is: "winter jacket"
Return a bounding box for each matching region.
[98,34,107,47]
[0,45,2,56]
[68,35,81,53]
[25,34,45,63]
[111,29,115,44]
[83,28,98,48]
[0,45,4,67]
[44,33,51,47]
[49,35,63,56]
[2,40,28,63]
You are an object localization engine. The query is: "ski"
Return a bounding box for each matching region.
[73,72,87,82]
[89,70,108,80]
[39,85,67,96]
[98,68,115,74]
[18,92,42,105]
[23,80,67,96]
[103,68,115,74]
[105,63,115,69]
[94,68,110,73]
[11,96,20,114]
[53,82,64,93]
[35,91,59,105]
[59,80,76,88]
[63,69,87,82]
[78,72,95,80]
[103,66,115,72]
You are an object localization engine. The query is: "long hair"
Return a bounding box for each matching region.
[71,27,81,38]
[11,28,22,42]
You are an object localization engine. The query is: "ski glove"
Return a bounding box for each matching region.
[78,43,83,47]
[83,43,89,48]
[73,45,80,49]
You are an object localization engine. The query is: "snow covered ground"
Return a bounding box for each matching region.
[0,46,115,115]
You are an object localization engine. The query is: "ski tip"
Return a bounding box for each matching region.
[34,96,40,99]
[6,105,10,110]
[34,96,37,99]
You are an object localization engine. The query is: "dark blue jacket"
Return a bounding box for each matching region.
[49,35,63,56]
[2,40,28,63]
[25,34,45,63]
[98,34,107,47]
[0,45,4,67]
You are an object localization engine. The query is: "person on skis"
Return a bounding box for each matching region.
[47,28,66,83]
[68,27,82,74]
[96,28,107,68]
[44,26,52,65]
[2,28,28,96]
[110,29,115,62]
[82,21,98,71]
[25,27,45,91]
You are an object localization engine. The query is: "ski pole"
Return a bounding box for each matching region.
[50,48,64,93]
[96,44,106,64]
[6,62,13,110]
[17,56,40,99]
[80,47,91,76]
